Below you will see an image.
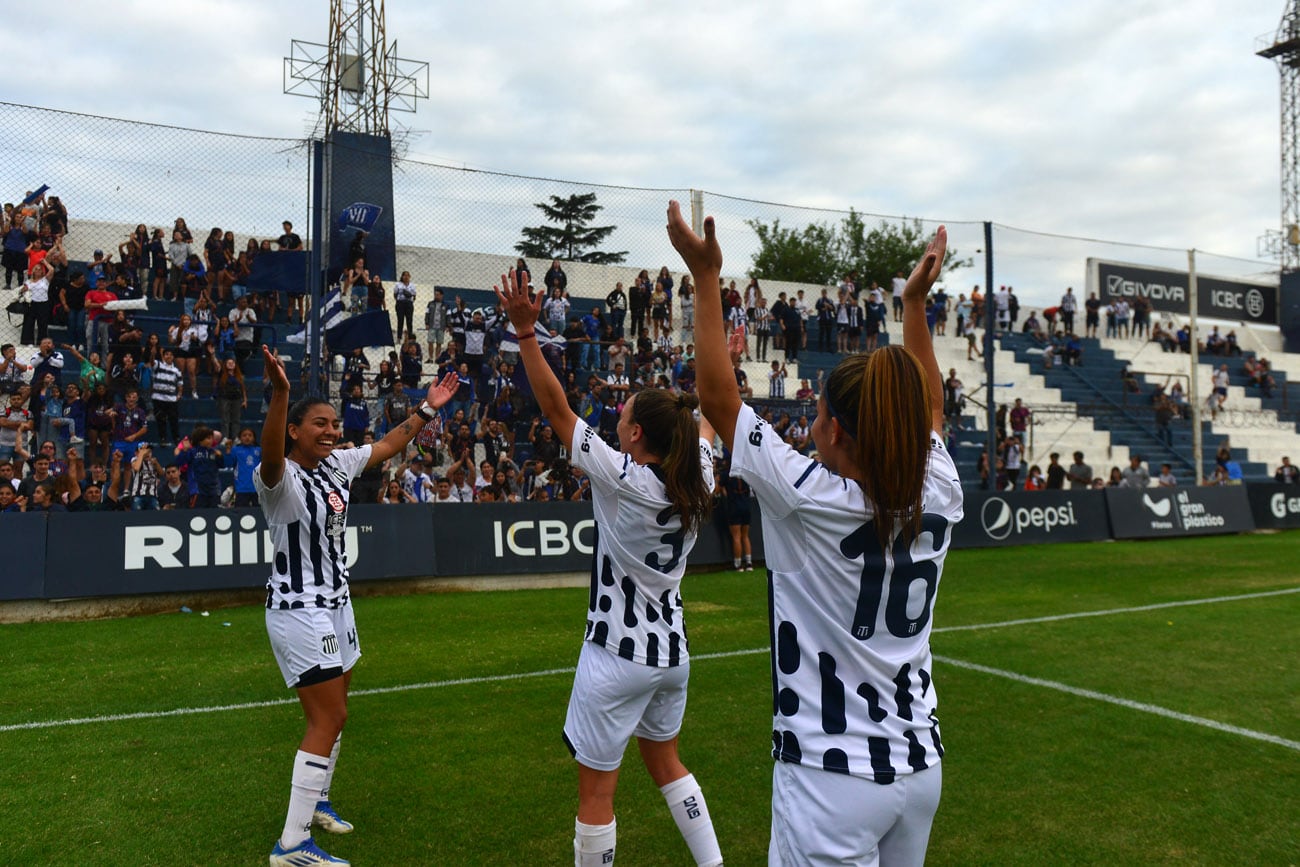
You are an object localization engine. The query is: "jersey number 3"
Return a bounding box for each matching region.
[645,505,687,574]
[839,514,949,641]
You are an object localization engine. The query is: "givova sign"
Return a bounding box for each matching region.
[1105,486,1255,539]
[1087,258,1277,325]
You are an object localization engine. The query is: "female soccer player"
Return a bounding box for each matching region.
[668,202,962,866]
[259,345,458,867]
[495,270,724,867]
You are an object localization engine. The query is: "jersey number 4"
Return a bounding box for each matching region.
[839,514,949,641]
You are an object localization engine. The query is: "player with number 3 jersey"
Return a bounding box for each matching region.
[496,269,724,867]
[670,202,962,866]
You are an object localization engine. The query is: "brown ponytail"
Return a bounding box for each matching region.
[824,346,932,551]
[630,389,713,534]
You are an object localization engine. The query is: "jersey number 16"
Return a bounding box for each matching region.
[839,514,949,641]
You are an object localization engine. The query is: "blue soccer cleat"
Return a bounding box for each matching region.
[269,836,351,866]
[313,800,355,834]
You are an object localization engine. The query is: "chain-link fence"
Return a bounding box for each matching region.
[2,99,1295,480]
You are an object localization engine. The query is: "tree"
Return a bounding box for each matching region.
[747,209,970,288]
[745,219,841,285]
[515,192,628,265]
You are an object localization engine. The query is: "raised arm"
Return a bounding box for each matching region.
[900,226,947,432]
[666,201,738,449]
[108,451,125,502]
[367,370,460,469]
[259,345,290,488]
[699,414,717,448]
[494,269,579,448]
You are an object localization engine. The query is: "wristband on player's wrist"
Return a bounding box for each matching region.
[416,401,437,422]
[516,329,537,342]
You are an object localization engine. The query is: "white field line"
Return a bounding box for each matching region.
[934,654,1300,753]
[2,587,1296,735]
[932,586,1300,633]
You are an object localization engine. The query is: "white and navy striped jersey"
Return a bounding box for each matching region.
[729,402,963,783]
[571,419,714,668]
[152,362,182,403]
[769,369,786,399]
[254,445,372,610]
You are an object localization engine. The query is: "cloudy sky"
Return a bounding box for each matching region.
[1,0,1291,304]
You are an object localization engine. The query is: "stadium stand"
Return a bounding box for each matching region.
[4,196,1297,510]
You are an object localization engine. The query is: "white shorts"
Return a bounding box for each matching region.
[563,641,689,772]
[769,760,942,867]
[266,603,361,689]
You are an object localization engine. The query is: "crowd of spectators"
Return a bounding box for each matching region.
[336,262,826,506]
[7,189,1297,511]
[0,189,302,511]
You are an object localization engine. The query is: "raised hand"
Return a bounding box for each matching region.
[727,325,746,359]
[666,200,722,275]
[493,269,541,333]
[903,226,947,303]
[262,344,289,392]
[425,371,462,410]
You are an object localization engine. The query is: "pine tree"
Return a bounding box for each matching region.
[515,193,628,264]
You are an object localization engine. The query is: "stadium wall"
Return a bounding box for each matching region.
[7,485,1298,609]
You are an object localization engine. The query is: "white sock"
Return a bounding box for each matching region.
[320,734,342,804]
[733,558,741,569]
[574,818,616,867]
[661,774,723,866]
[280,750,329,849]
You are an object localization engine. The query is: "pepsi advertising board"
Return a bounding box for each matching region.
[1087,258,1278,325]
[952,490,1111,549]
[1104,486,1255,539]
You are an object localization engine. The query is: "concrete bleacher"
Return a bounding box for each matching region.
[1094,331,1300,475]
[999,329,1296,480]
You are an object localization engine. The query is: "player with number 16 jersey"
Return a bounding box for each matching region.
[730,404,962,779]
[671,200,961,865]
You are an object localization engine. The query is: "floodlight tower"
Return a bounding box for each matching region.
[1257,1,1300,271]
[282,0,429,395]
[284,0,429,137]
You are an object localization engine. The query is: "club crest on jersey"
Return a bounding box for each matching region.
[328,465,349,486]
[327,491,345,513]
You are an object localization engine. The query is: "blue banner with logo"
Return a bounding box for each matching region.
[337,202,383,233]
[1244,482,1300,530]
[42,505,434,598]
[1105,486,1255,539]
[952,489,1112,549]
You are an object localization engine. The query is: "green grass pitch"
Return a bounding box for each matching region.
[1,533,1297,865]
